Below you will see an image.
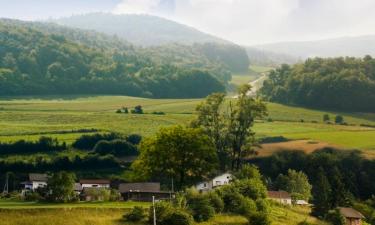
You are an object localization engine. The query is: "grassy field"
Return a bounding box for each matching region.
[0,200,326,225]
[0,96,374,154]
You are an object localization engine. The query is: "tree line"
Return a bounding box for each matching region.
[260,57,375,112]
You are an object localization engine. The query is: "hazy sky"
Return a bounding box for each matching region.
[1,0,375,45]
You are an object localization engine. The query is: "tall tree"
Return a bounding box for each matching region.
[228,84,267,170]
[312,168,332,218]
[193,93,229,170]
[193,84,267,171]
[330,167,352,207]
[132,126,218,189]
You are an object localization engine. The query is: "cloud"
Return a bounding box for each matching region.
[113,0,375,45]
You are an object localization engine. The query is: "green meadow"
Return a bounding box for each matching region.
[0,96,374,153]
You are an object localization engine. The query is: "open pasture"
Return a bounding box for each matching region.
[0,96,374,154]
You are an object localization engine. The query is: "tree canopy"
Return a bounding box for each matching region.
[260,57,375,112]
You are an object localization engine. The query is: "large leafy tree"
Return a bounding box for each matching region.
[275,169,312,202]
[194,84,267,171]
[47,171,76,203]
[132,126,218,189]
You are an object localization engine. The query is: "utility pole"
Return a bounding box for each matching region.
[152,196,156,225]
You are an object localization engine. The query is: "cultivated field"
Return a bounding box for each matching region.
[0,96,374,155]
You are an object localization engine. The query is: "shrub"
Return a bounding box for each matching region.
[323,114,330,122]
[124,206,146,222]
[162,210,193,225]
[248,212,271,225]
[298,220,314,225]
[131,105,143,114]
[72,133,122,150]
[116,109,122,113]
[126,134,142,145]
[93,139,138,157]
[24,191,42,201]
[186,193,215,222]
[148,201,174,224]
[258,136,288,144]
[232,179,267,200]
[326,209,346,225]
[207,192,224,213]
[335,115,344,124]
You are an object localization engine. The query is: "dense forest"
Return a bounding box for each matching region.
[0,19,225,98]
[260,57,375,112]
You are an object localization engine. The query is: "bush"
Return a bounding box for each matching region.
[148,201,174,224]
[335,115,344,124]
[207,192,224,213]
[248,212,271,225]
[126,134,142,145]
[162,210,193,225]
[323,114,330,122]
[232,179,267,200]
[258,136,288,144]
[24,191,42,201]
[326,209,346,225]
[131,105,143,114]
[186,192,215,222]
[72,133,122,150]
[124,206,146,222]
[93,139,138,157]
[298,220,314,225]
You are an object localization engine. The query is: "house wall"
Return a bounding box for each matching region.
[346,218,361,225]
[81,184,110,188]
[269,197,292,205]
[195,181,213,192]
[31,181,47,190]
[212,173,232,188]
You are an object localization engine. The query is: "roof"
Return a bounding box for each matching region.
[80,179,110,184]
[29,173,48,182]
[119,183,161,193]
[339,207,365,219]
[267,191,291,199]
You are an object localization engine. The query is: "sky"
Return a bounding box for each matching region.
[1,0,375,45]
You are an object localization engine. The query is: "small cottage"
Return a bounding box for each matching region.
[267,191,292,205]
[21,173,48,191]
[119,182,172,202]
[195,173,232,192]
[339,207,365,225]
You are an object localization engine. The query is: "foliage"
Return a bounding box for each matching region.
[83,188,111,201]
[93,139,138,157]
[335,115,344,124]
[123,206,146,222]
[0,136,66,155]
[148,201,192,225]
[185,189,215,222]
[323,114,330,123]
[193,84,267,170]
[72,133,123,150]
[131,105,144,114]
[132,125,218,189]
[46,171,76,203]
[235,164,262,180]
[326,209,346,225]
[260,57,375,112]
[207,191,224,213]
[232,178,267,200]
[275,169,312,201]
[0,19,225,98]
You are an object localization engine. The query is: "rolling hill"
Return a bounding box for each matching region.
[53,13,228,47]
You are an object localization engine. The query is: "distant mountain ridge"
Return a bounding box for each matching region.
[53,13,229,46]
[254,35,375,59]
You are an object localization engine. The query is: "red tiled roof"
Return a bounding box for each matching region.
[267,191,291,199]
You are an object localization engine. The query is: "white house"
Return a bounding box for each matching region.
[21,173,48,191]
[267,191,292,205]
[195,173,232,192]
[79,179,110,189]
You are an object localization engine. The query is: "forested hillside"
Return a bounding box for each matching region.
[54,13,227,46]
[260,57,375,112]
[0,19,225,98]
[53,13,250,73]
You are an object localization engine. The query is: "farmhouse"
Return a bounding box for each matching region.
[267,191,292,205]
[79,179,110,188]
[195,173,233,192]
[339,207,365,225]
[119,182,173,202]
[21,173,48,191]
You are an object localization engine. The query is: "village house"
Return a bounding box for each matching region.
[339,207,365,225]
[79,179,110,188]
[267,191,292,205]
[119,182,173,202]
[195,173,232,192]
[21,173,48,191]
